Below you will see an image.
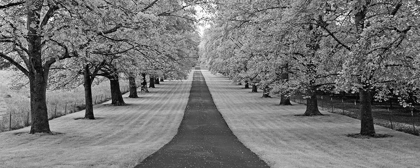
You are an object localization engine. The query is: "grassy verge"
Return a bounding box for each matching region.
[291,94,420,136]
[0,78,132,132]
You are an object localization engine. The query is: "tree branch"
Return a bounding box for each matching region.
[141,0,160,12]
[0,52,29,76]
[40,5,59,29]
[44,39,73,69]
[0,1,24,9]
[98,24,123,35]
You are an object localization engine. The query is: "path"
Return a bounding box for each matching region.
[135,68,269,168]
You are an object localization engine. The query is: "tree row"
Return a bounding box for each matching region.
[200,0,420,136]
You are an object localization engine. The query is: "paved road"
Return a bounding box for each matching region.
[134,67,269,168]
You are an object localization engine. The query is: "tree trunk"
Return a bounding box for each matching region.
[149,76,155,88]
[110,76,125,106]
[141,73,149,93]
[262,86,271,98]
[304,87,322,116]
[280,64,291,105]
[128,75,138,98]
[251,84,258,92]
[28,1,51,134]
[155,77,160,84]
[279,93,292,105]
[84,65,94,119]
[244,81,249,89]
[354,1,375,136]
[29,71,51,133]
[359,88,375,136]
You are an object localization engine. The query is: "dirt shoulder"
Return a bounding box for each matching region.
[0,73,192,168]
[202,69,420,168]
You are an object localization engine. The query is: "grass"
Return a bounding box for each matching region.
[291,93,420,136]
[0,70,134,132]
[0,75,192,167]
[204,70,420,168]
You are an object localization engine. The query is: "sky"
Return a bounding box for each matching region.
[195,5,211,37]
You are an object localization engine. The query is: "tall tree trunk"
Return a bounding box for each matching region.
[244,81,249,89]
[359,88,375,136]
[355,0,375,136]
[110,76,125,106]
[251,83,258,92]
[149,76,155,88]
[304,87,322,116]
[155,77,160,84]
[128,75,138,98]
[29,71,51,133]
[28,1,51,134]
[84,65,94,119]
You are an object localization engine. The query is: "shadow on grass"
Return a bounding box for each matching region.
[347,133,393,139]
[294,114,331,117]
[73,117,106,120]
[13,131,64,136]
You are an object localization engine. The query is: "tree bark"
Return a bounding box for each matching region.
[28,1,51,134]
[359,88,375,136]
[83,65,94,119]
[29,71,51,133]
[155,77,160,84]
[149,76,155,88]
[304,87,322,116]
[128,75,138,98]
[110,76,125,106]
[280,94,292,105]
[251,83,258,92]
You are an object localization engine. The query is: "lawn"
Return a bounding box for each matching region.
[0,70,133,131]
[1,69,419,168]
[0,72,192,167]
[202,69,420,168]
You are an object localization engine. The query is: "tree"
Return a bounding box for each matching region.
[0,1,80,133]
[312,0,420,136]
[201,0,420,136]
